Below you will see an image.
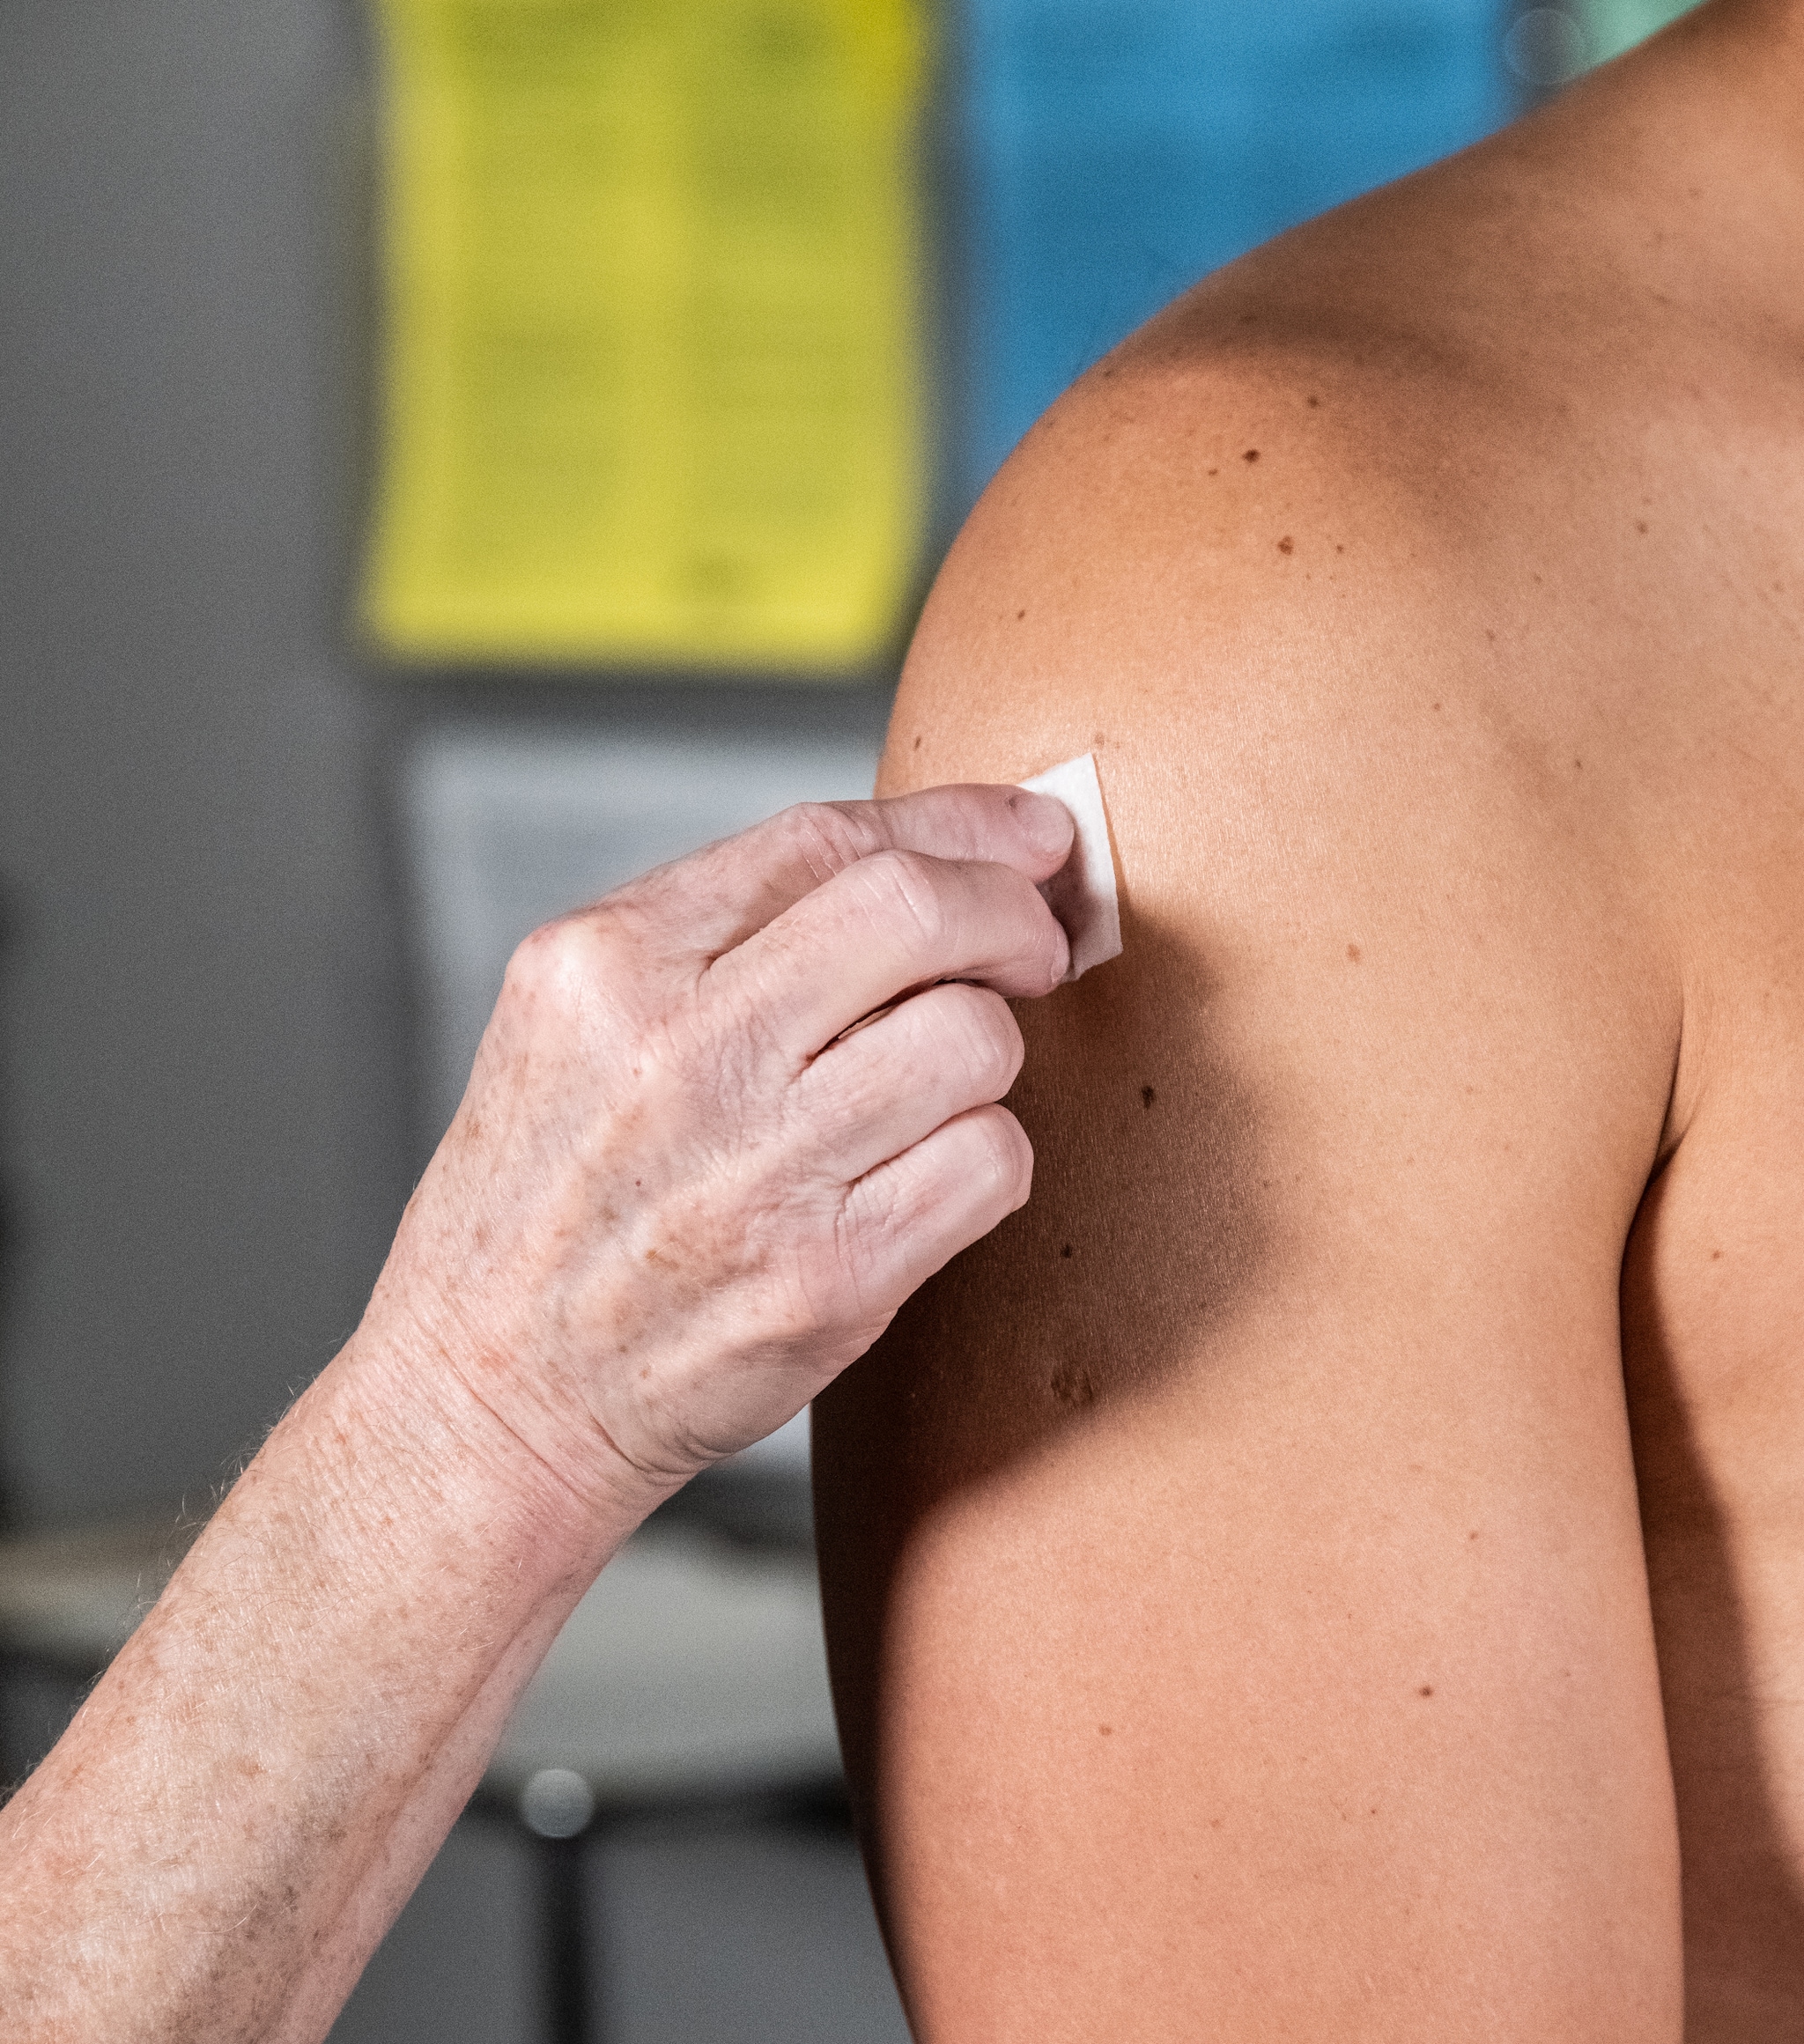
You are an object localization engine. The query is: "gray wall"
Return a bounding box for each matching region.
[0,0,413,1526]
[0,1,900,1532]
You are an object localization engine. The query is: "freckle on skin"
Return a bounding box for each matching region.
[1051,1366,1098,1407]
[1420,1686,1434,1698]
[1098,1723,1113,1736]
[1277,535,1294,554]
[1017,609,1026,620]
[1346,943,1361,963]
[1712,1248,1723,1260]
[1141,1085,1156,1108]
[1243,448,1260,463]
[1636,520,1649,534]
[1307,395,1320,407]
[1060,1243,1074,1258]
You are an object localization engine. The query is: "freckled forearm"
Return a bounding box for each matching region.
[0,781,1076,2040]
[0,1327,650,2044]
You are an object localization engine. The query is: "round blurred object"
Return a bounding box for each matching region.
[520,1766,595,1840]
[1505,6,1590,85]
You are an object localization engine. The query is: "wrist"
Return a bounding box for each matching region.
[326,1306,673,1588]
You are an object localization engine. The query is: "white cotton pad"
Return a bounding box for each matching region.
[1017,752,1123,983]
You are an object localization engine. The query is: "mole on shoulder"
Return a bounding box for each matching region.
[1306,394,1320,408]
[1141,1084,1156,1109]
[1243,448,1260,463]
[1060,1243,1074,1258]
[1277,535,1294,555]
[912,734,922,751]
[1346,943,1362,963]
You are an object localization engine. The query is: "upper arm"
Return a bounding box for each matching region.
[814,356,1685,2040]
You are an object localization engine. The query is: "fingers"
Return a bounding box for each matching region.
[796,981,1024,1181]
[841,1104,1034,1306]
[707,848,1069,1061]
[606,784,1075,966]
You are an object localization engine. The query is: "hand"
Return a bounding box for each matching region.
[365,784,1076,1507]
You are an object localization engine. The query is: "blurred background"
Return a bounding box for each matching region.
[0,0,1692,2037]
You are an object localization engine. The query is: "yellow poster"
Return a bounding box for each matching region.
[364,0,926,671]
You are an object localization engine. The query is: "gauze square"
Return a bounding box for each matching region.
[1017,753,1122,983]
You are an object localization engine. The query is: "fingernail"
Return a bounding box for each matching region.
[1010,789,1074,861]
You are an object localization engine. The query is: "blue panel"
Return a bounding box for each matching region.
[960,0,1513,496]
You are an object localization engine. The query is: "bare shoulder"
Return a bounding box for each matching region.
[817,100,1704,2043]
[815,22,1804,2032]
[886,231,1684,1217]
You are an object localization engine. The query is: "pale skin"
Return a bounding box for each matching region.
[814,1,1804,2036]
[0,784,1079,2040]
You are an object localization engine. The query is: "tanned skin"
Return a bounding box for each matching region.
[815,3,1804,2035]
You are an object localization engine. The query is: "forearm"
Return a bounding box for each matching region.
[0,1325,654,2043]
[269,1568,592,2044]
[0,783,1073,2040]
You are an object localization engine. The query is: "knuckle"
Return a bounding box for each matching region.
[776,801,884,881]
[935,985,1022,1096]
[858,847,950,953]
[501,915,597,1007]
[967,1104,1032,1198]
[499,908,636,1028]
